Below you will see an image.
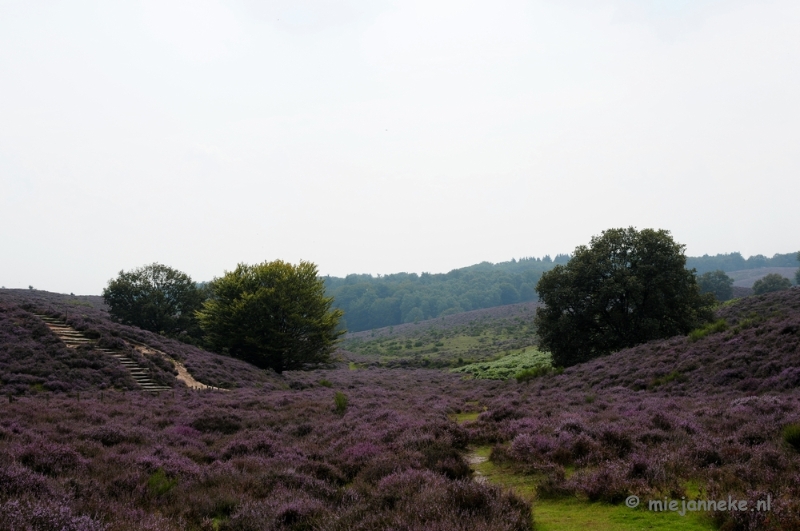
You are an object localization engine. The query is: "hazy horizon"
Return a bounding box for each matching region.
[2,0,799,294]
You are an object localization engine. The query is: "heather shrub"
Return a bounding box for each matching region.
[85,425,145,446]
[568,461,634,503]
[0,499,107,531]
[0,463,51,497]
[17,442,84,476]
[190,412,242,434]
[599,428,634,458]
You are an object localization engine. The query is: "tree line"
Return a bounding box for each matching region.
[102,249,799,372]
[324,255,571,332]
[686,251,798,274]
[325,250,799,332]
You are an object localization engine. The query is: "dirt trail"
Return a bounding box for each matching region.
[128,342,223,391]
[466,451,488,484]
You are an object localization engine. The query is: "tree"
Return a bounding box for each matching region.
[534,228,713,367]
[196,260,344,373]
[752,273,792,295]
[103,263,205,339]
[796,252,800,286]
[697,270,734,302]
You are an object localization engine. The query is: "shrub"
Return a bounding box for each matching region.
[783,423,800,451]
[147,468,177,497]
[319,379,333,388]
[190,412,242,434]
[688,319,728,342]
[334,391,348,415]
[753,273,792,295]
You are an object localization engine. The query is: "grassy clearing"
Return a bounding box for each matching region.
[468,445,716,531]
[340,314,537,367]
[451,347,551,379]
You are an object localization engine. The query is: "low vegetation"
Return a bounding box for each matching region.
[451,348,552,380]
[2,270,800,530]
[341,302,539,368]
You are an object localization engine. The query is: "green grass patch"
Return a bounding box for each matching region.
[688,319,728,342]
[467,446,715,531]
[451,411,481,423]
[147,468,177,497]
[452,348,552,380]
[534,499,715,531]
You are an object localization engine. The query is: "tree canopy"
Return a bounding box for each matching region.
[102,263,205,339]
[534,228,713,367]
[197,260,344,373]
[697,270,734,302]
[753,273,792,295]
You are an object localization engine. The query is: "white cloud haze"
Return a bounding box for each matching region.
[1,0,798,294]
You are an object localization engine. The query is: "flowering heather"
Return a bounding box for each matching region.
[0,289,281,392]
[0,371,530,530]
[1,287,799,529]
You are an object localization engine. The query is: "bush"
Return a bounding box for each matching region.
[334,391,348,415]
[783,423,800,451]
[515,365,562,383]
[688,319,728,342]
[147,468,177,497]
[753,273,792,295]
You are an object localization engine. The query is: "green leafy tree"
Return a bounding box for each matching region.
[197,260,344,373]
[534,228,713,367]
[752,273,792,295]
[103,263,205,339]
[697,270,734,302]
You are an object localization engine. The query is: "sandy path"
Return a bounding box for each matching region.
[130,343,222,391]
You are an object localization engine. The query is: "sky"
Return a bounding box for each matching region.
[1,0,798,295]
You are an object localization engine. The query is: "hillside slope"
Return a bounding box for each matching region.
[0,289,281,395]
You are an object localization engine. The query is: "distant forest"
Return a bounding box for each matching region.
[326,252,798,332]
[685,251,798,274]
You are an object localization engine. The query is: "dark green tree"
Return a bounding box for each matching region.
[103,263,206,339]
[752,273,792,295]
[697,270,734,302]
[197,260,344,373]
[534,228,713,367]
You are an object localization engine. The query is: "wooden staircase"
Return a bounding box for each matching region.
[36,314,172,393]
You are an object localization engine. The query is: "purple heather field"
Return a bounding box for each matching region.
[1,288,800,530]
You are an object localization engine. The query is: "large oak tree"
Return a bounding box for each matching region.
[534,228,713,367]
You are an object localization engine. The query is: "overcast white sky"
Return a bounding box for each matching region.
[1,0,798,294]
